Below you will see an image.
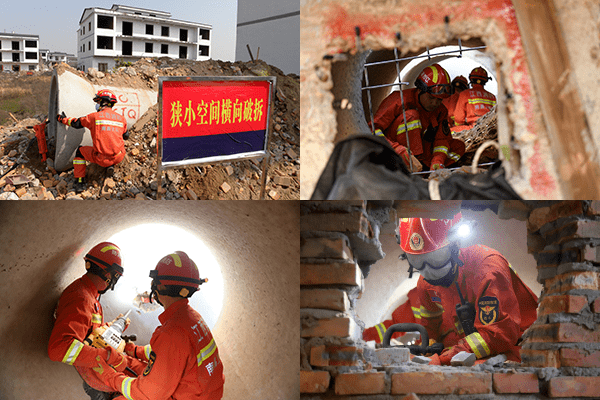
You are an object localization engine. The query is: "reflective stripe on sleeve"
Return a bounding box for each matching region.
[396,120,422,135]
[121,377,135,400]
[419,305,444,318]
[72,159,86,165]
[144,344,152,359]
[433,146,448,155]
[91,313,102,324]
[374,322,387,342]
[61,339,84,365]
[411,306,422,320]
[464,332,491,359]
[374,129,385,137]
[96,120,125,128]
[448,152,461,162]
[197,338,216,366]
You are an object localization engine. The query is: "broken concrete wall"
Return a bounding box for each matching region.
[301,0,600,199]
[0,201,299,400]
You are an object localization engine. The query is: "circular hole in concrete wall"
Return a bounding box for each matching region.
[107,223,224,329]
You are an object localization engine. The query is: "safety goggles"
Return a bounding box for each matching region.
[405,246,452,271]
[426,84,452,97]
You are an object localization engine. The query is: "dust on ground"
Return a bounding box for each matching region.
[0,58,299,200]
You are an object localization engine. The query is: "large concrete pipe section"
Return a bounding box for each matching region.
[0,201,299,400]
[48,69,157,171]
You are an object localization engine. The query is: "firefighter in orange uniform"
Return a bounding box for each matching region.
[57,89,129,193]
[48,242,145,400]
[363,288,421,344]
[94,251,225,400]
[373,64,465,171]
[452,67,497,132]
[442,76,469,127]
[398,214,538,365]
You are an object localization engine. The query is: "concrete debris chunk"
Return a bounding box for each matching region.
[483,353,507,366]
[411,355,432,364]
[450,351,476,367]
[374,347,410,366]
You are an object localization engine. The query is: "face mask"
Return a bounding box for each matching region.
[419,259,453,281]
[95,103,101,111]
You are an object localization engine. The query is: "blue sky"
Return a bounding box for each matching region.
[0,0,238,61]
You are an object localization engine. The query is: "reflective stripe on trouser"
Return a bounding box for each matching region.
[121,377,135,400]
[464,332,491,358]
[73,158,87,179]
[374,322,387,342]
[433,146,448,155]
[62,339,84,365]
[396,120,422,136]
[197,338,217,367]
[411,306,422,320]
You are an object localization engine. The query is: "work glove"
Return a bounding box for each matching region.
[122,130,130,140]
[105,347,128,373]
[57,112,68,125]
[124,342,146,360]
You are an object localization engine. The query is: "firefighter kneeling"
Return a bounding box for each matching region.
[57,89,129,193]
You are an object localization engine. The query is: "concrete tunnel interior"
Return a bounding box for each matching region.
[0,201,299,400]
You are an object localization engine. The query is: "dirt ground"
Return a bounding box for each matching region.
[0,58,299,200]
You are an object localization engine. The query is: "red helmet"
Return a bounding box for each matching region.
[93,89,117,104]
[399,213,462,255]
[149,251,207,301]
[469,67,491,84]
[415,64,452,98]
[84,242,124,293]
[452,75,469,91]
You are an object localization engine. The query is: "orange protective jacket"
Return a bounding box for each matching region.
[363,288,421,343]
[103,299,225,400]
[372,88,452,167]
[442,92,461,127]
[66,108,127,165]
[48,274,144,391]
[416,245,538,363]
[452,84,497,130]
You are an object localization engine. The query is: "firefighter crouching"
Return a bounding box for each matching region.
[94,251,225,400]
[57,89,129,193]
[375,215,539,365]
[48,242,147,400]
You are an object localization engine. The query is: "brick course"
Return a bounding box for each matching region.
[538,294,588,316]
[544,271,599,295]
[391,371,492,395]
[335,372,386,395]
[301,317,357,338]
[300,211,372,237]
[520,348,560,368]
[301,288,350,311]
[300,262,361,286]
[548,376,600,398]
[528,201,584,232]
[493,372,539,393]
[301,236,354,260]
[525,323,600,343]
[559,348,600,367]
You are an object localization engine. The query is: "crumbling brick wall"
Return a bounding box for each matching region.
[301,201,600,399]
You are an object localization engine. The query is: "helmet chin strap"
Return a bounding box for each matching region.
[149,280,164,306]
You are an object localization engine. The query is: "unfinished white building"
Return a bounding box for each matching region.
[77,4,212,72]
[0,33,39,72]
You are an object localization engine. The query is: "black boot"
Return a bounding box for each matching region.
[73,177,86,193]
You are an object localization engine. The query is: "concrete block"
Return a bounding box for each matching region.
[374,347,410,366]
[450,351,476,366]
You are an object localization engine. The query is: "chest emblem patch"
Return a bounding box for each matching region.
[478,296,499,325]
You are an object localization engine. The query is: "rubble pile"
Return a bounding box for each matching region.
[0,58,299,200]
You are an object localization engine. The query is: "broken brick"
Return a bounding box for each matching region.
[300,370,330,393]
[220,182,231,193]
[268,190,279,200]
[335,372,386,395]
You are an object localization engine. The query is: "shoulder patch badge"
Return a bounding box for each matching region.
[143,351,156,376]
[478,296,499,325]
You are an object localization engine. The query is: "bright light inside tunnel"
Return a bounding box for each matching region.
[456,224,471,238]
[107,224,224,329]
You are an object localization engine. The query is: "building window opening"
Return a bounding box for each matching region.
[98,63,108,72]
[89,22,92,31]
[83,27,85,35]
[25,52,36,60]
[161,26,169,37]
[161,44,168,54]
[97,15,114,30]
[199,29,210,40]
[146,24,154,35]
[122,21,133,36]
[122,41,133,56]
[88,42,91,51]
[97,36,113,50]
[179,46,187,59]
[199,45,209,56]
[12,65,19,72]
[25,40,36,48]
[145,43,153,53]
[12,41,19,50]
[180,29,188,42]
[12,53,19,62]
[107,223,224,328]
